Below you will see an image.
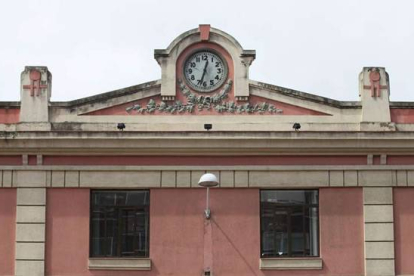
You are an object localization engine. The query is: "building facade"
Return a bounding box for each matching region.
[1,25,414,276]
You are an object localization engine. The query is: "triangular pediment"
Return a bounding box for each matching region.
[65,80,343,117]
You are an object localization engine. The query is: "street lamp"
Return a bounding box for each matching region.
[198,173,219,219]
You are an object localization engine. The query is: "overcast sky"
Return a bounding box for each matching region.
[1,0,413,102]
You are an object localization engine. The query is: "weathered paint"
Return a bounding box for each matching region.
[45,188,363,276]
[42,155,368,166]
[394,188,414,275]
[0,189,16,276]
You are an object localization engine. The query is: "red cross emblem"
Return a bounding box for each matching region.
[22,70,48,97]
[363,68,388,98]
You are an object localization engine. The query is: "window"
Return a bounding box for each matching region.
[260,190,319,258]
[90,190,149,258]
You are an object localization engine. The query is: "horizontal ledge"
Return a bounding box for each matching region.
[17,204,47,207]
[365,240,395,242]
[88,258,151,271]
[15,259,44,261]
[260,258,322,270]
[16,222,45,225]
[3,165,414,171]
[16,241,45,244]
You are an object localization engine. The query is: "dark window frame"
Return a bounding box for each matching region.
[89,190,150,258]
[260,189,319,258]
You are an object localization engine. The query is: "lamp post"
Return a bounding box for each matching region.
[198,173,219,219]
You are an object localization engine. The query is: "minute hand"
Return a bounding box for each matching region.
[200,60,209,85]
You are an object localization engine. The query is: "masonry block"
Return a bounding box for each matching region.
[15,260,44,276]
[16,224,45,242]
[51,171,65,187]
[365,223,394,242]
[190,170,205,188]
[17,188,46,206]
[365,242,395,260]
[364,205,393,223]
[16,243,45,260]
[363,187,393,205]
[161,171,176,187]
[220,171,234,187]
[16,206,46,223]
[176,171,191,187]
[14,171,46,187]
[329,171,344,187]
[365,259,395,276]
[235,171,249,187]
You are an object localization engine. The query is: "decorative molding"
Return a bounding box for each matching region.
[89,258,151,271]
[363,67,388,98]
[236,96,249,102]
[1,167,410,189]
[161,96,175,101]
[37,155,43,165]
[381,154,387,165]
[260,258,323,270]
[22,69,47,97]
[199,24,210,41]
[125,79,283,114]
[367,154,373,165]
[22,154,28,165]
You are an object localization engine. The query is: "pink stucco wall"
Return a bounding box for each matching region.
[394,188,414,275]
[45,188,363,276]
[0,189,16,276]
[391,108,414,123]
[46,189,146,276]
[0,155,22,165]
[42,155,367,166]
[0,108,19,123]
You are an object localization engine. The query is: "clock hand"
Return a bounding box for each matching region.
[200,60,209,85]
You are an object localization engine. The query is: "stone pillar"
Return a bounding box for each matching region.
[363,187,395,276]
[15,188,46,276]
[235,53,255,101]
[359,67,391,123]
[20,66,52,122]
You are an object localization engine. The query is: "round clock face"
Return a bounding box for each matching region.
[183,50,228,92]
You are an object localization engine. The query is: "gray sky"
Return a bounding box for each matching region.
[1,0,413,102]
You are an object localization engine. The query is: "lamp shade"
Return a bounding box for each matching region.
[198,173,219,187]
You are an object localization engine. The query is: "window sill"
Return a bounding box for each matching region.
[88,258,151,271]
[260,258,323,270]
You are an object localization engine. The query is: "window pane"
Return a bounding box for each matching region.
[290,207,305,256]
[93,191,117,206]
[261,209,275,257]
[125,191,150,206]
[261,190,318,205]
[90,190,149,258]
[105,208,118,257]
[91,209,106,257]
[261,190,319,258]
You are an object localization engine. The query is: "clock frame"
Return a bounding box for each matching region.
[183,49,228,93]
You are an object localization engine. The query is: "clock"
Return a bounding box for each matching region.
[183,50,228,92]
